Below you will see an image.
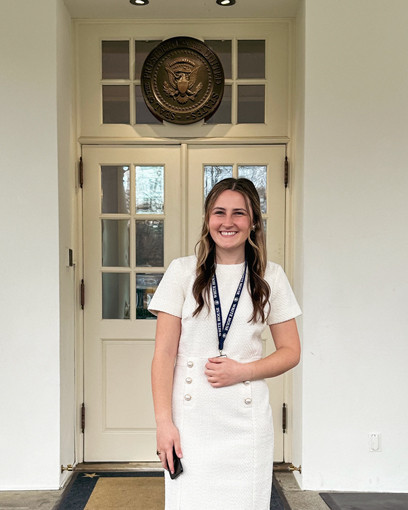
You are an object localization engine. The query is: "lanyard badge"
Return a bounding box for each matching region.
[211,262,247,357]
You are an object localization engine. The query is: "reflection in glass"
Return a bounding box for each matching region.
[102,40,129,79]
[135,41,160,78]
[102,273,130,319]
[135,85,162,124]
[136,273,163,319]
[237,85,265,124]
[204,165,233,199]
[238,166,267,213]
[102,85,130,124]
[205,85,231,125]
[102,220,130,267]
[136,220,164,267]
[204,40,232,79]
[238,40,265,79]
[136,166,164,214]
[101,166,130,213]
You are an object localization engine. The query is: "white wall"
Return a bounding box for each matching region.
[0,0,61,490]
[57,0,76,486]
[296,0,408,491]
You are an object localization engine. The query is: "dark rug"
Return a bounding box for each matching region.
[56,471,287,509]
[320,492,408,510]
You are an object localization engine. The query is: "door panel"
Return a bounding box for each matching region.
[187,145,286,460]
[83,146,182,461]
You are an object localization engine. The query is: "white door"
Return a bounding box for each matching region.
[187,145,287,460]
[83,146,182,461]
[82,144,287,461]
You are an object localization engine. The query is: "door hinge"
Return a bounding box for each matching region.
[282,403,287,433]
[79,157,84,188]
[80,279,85,309]
[284,156,289,188]
[81,403,85,433]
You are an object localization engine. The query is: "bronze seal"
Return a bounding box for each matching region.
[141,37,224,125]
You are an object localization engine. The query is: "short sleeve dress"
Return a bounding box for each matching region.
[148,255,301,510]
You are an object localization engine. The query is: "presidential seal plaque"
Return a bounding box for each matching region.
[141,37,224,125]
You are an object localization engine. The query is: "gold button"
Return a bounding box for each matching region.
[184,394,192,401]
[244,398,252,405]
[185,377,192,384]
[243,380,251,385]
[187,361,194,368]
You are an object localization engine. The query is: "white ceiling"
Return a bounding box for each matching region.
[63,0,299,20]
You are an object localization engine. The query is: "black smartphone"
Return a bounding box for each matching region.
[166,446,183,480]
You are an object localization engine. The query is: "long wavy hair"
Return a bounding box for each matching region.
[192,178,270,323]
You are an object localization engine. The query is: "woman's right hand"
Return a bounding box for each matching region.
[156,421,183,475]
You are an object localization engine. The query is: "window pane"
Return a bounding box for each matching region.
[135,40,160,79]
[136,166,164,214]
[101,166,130,214]
[205,40,231,79]
[205,85,231,125]
[102,40,129,79]
[204,165,233,199]
[238,165,267,214]
[238,85,265,124]
[102,273,130,319]
[103,85,130,124]
[136,220,164,267]
[102,220,130,267]
[135,85,162,124]
[238,40,265,79]
[136,273,163,319]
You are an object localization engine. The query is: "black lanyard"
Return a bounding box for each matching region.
[211,262,247,356]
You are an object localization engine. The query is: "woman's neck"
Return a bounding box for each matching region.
[215,248,245,265]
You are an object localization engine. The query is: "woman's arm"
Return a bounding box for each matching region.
[151,311,182,473]
[205,318,300,387]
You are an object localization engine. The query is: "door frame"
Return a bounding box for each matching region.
[74,140,297,464]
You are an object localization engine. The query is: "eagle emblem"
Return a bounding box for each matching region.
[163,57,203,104]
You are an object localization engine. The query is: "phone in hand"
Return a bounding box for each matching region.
[166,446,183,479]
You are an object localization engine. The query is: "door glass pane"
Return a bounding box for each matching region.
[238,40,265,79]
[238,85,265,124]
[102,273,130,319]
[136,273,163,319]
[135,85,162,124]
[102,41,129,79]
[101,166,130,214]
[204,40,232,79]
[135,166,164,214]
[102,220,130,267]
[102,85,130,124]
[205,85,231,125]
[135,40,160,79]
[204,165,233,199]
[238,165,267,213]
[136,220,164,267]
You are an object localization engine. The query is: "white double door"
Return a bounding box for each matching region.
[82,144,287,462]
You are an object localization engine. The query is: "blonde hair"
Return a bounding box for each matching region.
[193,178,270,323]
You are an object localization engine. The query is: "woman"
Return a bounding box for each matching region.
[149,178,301,510]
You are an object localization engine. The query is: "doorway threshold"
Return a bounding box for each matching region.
[75,461,163,472]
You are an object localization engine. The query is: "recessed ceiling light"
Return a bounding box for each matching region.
[130,0,149,5]
[216,0,236,5]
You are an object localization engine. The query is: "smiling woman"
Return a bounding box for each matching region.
[149,177,301,509]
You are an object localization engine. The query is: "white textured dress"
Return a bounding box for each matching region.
[148,256,301,510]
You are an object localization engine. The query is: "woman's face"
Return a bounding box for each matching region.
[208,190,253,260]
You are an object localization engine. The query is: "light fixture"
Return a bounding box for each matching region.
[130,0,149,5]
[216,0,236,5]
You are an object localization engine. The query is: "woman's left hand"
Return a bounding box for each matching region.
[205,357,250,387]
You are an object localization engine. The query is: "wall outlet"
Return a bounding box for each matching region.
[369,432,381,452]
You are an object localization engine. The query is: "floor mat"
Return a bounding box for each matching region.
[57,471,287,510]
[320,492,408,510]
